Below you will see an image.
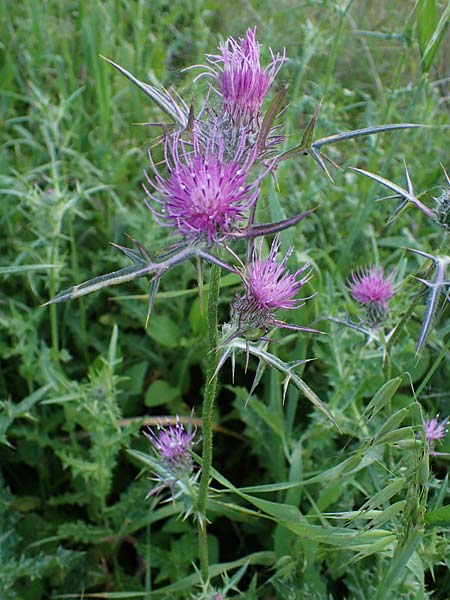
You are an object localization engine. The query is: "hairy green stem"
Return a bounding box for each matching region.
[49,241,59,361]
[198,262,221,581]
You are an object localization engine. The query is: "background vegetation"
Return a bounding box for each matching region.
[1,0,449,598]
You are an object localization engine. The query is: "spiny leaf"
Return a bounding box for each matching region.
[224,337,340,430]
[411,253,450,352]
[277,119,422,179]
[145,277,161,328]
[43,263,156,304]
[314,123,424,149]
[257,84,288,154]
[352,166,435,219]
[230,208,318,239]
[101,55,189,127]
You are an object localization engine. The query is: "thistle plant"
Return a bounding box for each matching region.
[44,27,426,586]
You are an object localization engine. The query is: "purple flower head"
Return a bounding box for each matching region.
[144,129,260,244]
[424,414,448,444]
[204,28,285,126]
[246,237,308,310]
[231,237,315,339]
[144,416,197,480]
[349,266,394,310]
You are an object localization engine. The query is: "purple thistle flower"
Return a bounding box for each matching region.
[202,28,285,126]
[144,129,261,244]
[424,414,448,444]
[231,237,315,338]
[144,416,197,481]
[245,237,308,310]
[349,266,394,310]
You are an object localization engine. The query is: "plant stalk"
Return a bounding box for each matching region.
[198,262,221,581]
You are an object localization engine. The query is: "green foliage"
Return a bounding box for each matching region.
[417,0,450,73]
[1,0,450,598]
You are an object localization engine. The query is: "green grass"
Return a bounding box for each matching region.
[1,1,450,598]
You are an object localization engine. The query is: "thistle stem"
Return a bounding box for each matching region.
[198,262,221,581]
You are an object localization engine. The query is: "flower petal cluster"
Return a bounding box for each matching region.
[144,130,260,244]
[231,237,312,337]
[424,414,448,443]
[204,27,285,126]
[246,237,308,310]
[349,266,394,310]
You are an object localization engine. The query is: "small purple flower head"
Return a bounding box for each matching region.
[231,237,314,339]
[424,414,448,444]
[144,416,197,481]
[144,130,260,244]
[245,237,308,311]
[204,28,285,126]
[349,266,394,310]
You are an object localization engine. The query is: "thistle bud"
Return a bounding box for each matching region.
[434,188,450,231]
[348,266,394,327]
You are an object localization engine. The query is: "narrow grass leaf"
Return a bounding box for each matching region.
[362,478,406,511]
[54,551,274,597]
[375,527,423,600]
[418,0,450,72]
[373,407,409,444]
[425,504,450,527]
[364,376,402,422]
[0,264,57,274]
[368,501,406,529]
[283,521,395,551]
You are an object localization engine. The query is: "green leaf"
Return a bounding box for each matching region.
[56,551,274,598]
[369,501,406,529]
[375,426,416,446]
[362,478,406,511]
[146,314,180,348]
[418,0,438,67]
[282,520,395,552]
[364,376,402,422]
[125,362,148,396]
[375,527,423,599]
[417,0,450,72]
[0,384,51,447]
[0,264,57,275]
[425,504,450,527]
[373,407,409,445]
[248,399,285,439]
[144,379,180,407]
